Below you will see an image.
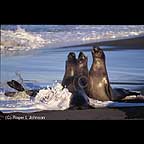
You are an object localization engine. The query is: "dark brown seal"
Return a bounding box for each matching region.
[73,51,89,91]
[62,52,90,109]
[70,52,89,109]
[62,52,77,93]
[5,80,38,97]
[88,47,113,101]
[7,80,25,91]
[87,47,140,101]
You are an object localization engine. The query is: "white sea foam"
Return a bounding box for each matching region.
[88,97,144,108]
[1,26,49,53]
[0,83,72,113]
[0,83,144,113]
[34,83,72,110]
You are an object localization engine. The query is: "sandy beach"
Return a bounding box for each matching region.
[1,106,144,120]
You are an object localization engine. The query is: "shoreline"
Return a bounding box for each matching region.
[1,36,144,56]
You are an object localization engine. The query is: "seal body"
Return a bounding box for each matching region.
[74,52,89,92]
[70,52,89,109]
[87,47,141,101]
[62,52,77,93]
[88,47,113,101]
[62,52,90,109]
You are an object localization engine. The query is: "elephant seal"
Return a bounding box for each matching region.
[5,80,39,97]
[74,51,89,92]
[62,52,77,93]
[62,52,90,109]
[88,47,113,101]
[70,52,89,109]
[7,80,25,91]
[88,47,140,101]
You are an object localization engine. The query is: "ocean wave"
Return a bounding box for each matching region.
[0,26,49,54]
[0,83,72,112]
[1,25,144,55]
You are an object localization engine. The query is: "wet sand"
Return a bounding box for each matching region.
[1,107,144,120]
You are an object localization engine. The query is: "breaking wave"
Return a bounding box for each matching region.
[1,26,48,54]
[0,83,72,112]
[1,25,144,55]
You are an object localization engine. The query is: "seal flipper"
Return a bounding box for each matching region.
[112,88,140,101]
[7,80,25,91]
